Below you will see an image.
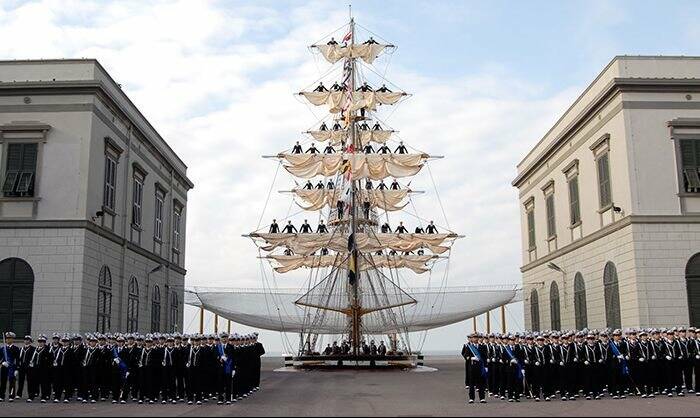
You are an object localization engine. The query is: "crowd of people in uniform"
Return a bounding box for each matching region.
[0,331,265,406]
[461,327,700,404]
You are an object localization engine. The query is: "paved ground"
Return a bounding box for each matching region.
[1,356,698,417]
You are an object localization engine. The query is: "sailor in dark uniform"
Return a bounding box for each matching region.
[462,333,488,404]
[292,141,303,154]
[414,225,425,234]
[186,336,203,405]
[678,327,693,394]
[378,144,391,154]
[27,335,52,403]
[363,199,371,219]
[364,37,379,45]
[81,335,100,403]
[426,221,438,234]
[306,143,320,154]
[357,82,373,92]
[365,179,374,190]
[327,179,335,189]
[282,221,298,234]
[394,141,408,154]
[324,144,335,154]
[390,180,401,190]
[395,222,408,234]
[327,37,338,45]
[377,84,392,93]
[315,180,325,189]
[377,180,388,190]
[380,222,392,233]
[269,219,280,233]
[0,332,20,402]
[363,143,375,154]
[318,122,328,131]
[300,220,313,233]
[316,220,329,234]
[252,334,265,392]
[16,336,34,400]
[303,180,313,190]
[52,336,73,403]
[70,335,86,401]
[313,82,328,92]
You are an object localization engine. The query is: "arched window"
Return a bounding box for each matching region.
[604,262,622,329]
[0,258,35,337]
[686,254,700,327]
[170,292,179,333]
[530,290,540,332]
[127,277,139,333]
[151,285,161,333]
[574,273,588,330]
[97,266,112,333]
[550,282,561,331]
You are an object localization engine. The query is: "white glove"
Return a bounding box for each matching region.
[126,372,130,378]
[549,360,554,364]
[510,359,517,365]
[639,358,645,363]
[485,367,489,373]
[666,356,672,361]
[696,355,700,360]
[486,359,491,363]
[524,360,529,365]
[231,371,236,378]
[584,361,590,366]
[471,358,478,363]
[14,371,19,378]
[559,362,564,366]
[186,362,191,368]
[573,358,579,363]
[651,356,657,360]
[535,361,540,367]
[625,356,630,360]
[113,358,120,365]
[53,362,58,367]
[221,355,228,362]
[1,362,8,368]
[598,359,604,364]
[617,355,624,360]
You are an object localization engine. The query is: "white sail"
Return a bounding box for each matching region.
[268,254,436,274]
[280,153,425,180]
[315,43,388,64]
[307,128,394,147]
[293,188,409,211]
[251,232,456,256]
[300,91,406,114]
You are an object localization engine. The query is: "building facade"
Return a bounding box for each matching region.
[0,59,193,337]
[513,56,700,331]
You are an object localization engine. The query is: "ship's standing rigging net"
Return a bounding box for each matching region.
[185,15,522,358]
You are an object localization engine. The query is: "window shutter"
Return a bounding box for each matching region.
[6,144,23,171]
[569,178,581,224]
[21,144,37,172]
[546,195,556,238]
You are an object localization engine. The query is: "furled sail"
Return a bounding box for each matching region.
[314,43,388,64]
[300,91,406,114]
[293,188,410,211]
[307,128,394,147]
[280,153,426,180]
[267,254,437,274]
[250,232,457,256]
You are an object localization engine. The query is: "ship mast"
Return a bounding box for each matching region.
[348,16,362,357]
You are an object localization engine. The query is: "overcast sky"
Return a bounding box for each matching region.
[2,0,700,353]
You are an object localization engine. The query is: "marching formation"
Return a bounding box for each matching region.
[0,331,265,406]
[462,327,700,404]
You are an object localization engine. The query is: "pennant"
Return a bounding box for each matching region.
[348,233,357,285]
[342,30,352,43]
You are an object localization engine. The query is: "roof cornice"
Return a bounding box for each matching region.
[512,77,700,188]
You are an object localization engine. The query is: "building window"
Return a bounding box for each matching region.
[103,154,118,210]
[530,289,540,332]
[2,143,38,198]
[173,207,182,251]
[568,176,581,226]
[603,262,622,329]
[97,266,112,333]
[132,176,144,228]
[679,139,700,193]
[545,194,556,239]
[550,282,561,331]
[596,153,612,209]
[151,285,161,333]
[526,208,536,250]
[154,191,165,242]
[127,277,139,333]
[574,273,588,330]
[170,292,179,333]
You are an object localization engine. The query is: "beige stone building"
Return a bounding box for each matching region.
[513,56,700,331]
[0,59,193,336]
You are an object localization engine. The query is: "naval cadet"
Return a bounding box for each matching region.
[462,333,487,404]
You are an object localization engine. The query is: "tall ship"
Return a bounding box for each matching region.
[186,15,520,368]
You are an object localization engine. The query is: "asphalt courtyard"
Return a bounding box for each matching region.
[1,356,698,417]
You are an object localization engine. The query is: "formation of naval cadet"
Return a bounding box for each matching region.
[0,331,265,406]
[462,327,700,404]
